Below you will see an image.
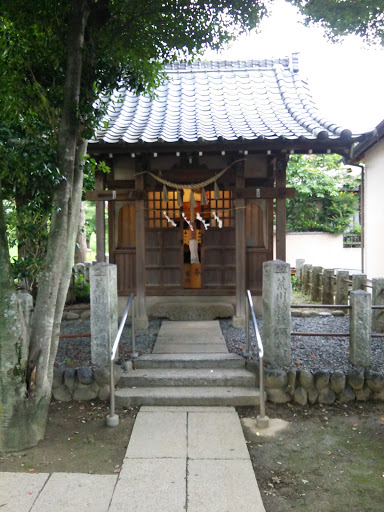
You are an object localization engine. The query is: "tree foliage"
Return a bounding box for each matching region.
[0,0,267,451]
[288,0,384,45]
[286,154,360,233]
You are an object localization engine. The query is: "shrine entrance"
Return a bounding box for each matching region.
[145,189,236,292]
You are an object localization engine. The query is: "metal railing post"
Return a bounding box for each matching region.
[244,298,250,357]
[246,290,269,429]
[106,293,135,427]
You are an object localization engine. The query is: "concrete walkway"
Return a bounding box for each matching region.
[153,320,228,353]
[0,321,265,511]
[0,407,265,512]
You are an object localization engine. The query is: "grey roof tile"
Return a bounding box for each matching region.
[92,55,355,145]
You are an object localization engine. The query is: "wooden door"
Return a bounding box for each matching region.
[201,228,236,289]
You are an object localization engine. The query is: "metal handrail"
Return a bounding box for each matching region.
[245,290,269,428]
[106,293,137,427]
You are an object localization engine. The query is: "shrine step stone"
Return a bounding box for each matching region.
[134,353,245,369]
[114,386,261,408]
[119,368,256,388]
[149,301,234,321]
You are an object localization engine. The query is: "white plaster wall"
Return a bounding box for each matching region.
[364,139,384,279]
[276,232,361,271]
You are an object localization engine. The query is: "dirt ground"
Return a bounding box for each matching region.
[239,401,384,512]
[1,400,383,512]
[0,401,138,475]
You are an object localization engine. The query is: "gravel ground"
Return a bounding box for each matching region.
[58,315,384,373]
[220,316,384,373]
[57,319,161,367]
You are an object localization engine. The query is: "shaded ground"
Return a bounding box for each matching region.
[0,401,138,474]
[1,400,382,512]
[239,401,384,512]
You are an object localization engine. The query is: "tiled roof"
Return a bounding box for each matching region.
[92,55,354,145]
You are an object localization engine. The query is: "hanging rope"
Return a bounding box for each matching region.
[137,158,245,190]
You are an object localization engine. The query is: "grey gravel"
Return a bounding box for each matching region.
[56,319,161,367]
[220,316,384,374]
[57,316,384,374]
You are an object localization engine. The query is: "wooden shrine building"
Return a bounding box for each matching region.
[87,55,362,327]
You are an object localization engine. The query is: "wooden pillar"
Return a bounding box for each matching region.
[135,162,148,329]
[95,171,105,262]
[234,163,246,327]
[275,157,287,261]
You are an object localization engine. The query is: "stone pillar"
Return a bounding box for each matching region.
[295,259,305,289]
[350,290,371,367]
[372,278,384,332]
[262,260,291,366]
[302,264,312,296]
[311,266,323,303]
[90,263,118,367]
[18,291,33,335]
[352,274,367,291]
[335,270,349,305]
[322,269,335,305]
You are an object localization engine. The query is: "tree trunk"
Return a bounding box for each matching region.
[0,0,90,451]
[75,201,88,263]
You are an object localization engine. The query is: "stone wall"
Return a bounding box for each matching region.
[52,365,124,402]
[261,367,384,405]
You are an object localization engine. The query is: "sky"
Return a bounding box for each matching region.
[204,0,384,134]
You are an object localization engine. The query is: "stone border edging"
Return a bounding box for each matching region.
[52,365,123,402]
[246,362,384,405]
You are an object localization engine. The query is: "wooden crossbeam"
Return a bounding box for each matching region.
[234,187,296,199]
[85,189,143,201]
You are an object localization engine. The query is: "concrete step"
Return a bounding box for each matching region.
[134,353,245,369]
[119,368,256,388]
[115,386,260,407]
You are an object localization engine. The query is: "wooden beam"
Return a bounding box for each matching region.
[85,189,143,201]
[235,162,246,325]
[235,187,295,200]
[135,159,148,328]
[95,171,105,263]
[275,157,288,261]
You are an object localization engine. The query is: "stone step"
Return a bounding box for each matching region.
[119,368,256,388]
[134,353,245,369]
[115,386,261,408]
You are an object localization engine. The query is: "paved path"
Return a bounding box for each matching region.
[153,320,228,353]
[0,407,265,512]
[0,321,265,511]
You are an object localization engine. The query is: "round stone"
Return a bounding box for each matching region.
[318,387,336,405]
[299,370,314,390]
[265,369,288,389]
[347,369,365,390]
[365,371,384,393]
[308,388,319,405]
[77,366,93,385]
[315,370,330,390]
[294,386,307,406]
[330,371,346,394]
[338,385,356,403]
[267,388,291,403]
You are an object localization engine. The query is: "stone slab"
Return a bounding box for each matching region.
[0,472,49,512]
[125,411,187,458]
[150,301,234,321]
[140,406,236,413]
[188,459,266,512]
[121,368,255,387]
[188,411,250,459]
[135,353,245,369]
[153,343,228,353]
[111,458,186,512]
[115,386,260,408]
[30,473,117,512]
